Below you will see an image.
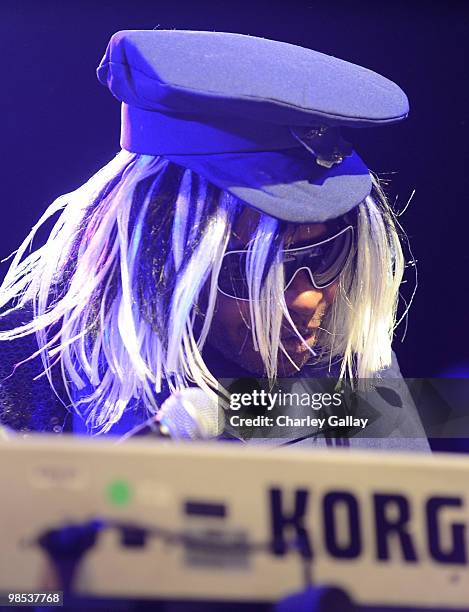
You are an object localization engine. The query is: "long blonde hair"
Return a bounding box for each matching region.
[0,152,405,433]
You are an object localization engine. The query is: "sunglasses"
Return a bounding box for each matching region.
[218,224,354,301]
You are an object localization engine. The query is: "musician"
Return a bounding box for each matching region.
[0,30,428,450]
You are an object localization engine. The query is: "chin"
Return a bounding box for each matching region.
[242,341,314,377]
[207,330,315,378]
[277,354,311,377]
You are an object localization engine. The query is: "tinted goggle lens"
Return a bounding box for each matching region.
[218,225,353,301]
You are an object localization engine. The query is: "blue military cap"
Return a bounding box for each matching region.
[97,30,409,223]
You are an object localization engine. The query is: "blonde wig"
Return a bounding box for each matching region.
[0,152,405,433]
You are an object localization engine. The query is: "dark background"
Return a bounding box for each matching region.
[1,0,468,377]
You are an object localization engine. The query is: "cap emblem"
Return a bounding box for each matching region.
[291,126,353,169]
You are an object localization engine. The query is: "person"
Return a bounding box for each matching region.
[0,30,428,450]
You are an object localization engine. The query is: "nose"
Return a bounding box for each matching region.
[284,269,325,319]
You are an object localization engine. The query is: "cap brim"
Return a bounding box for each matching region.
[164,146,371,223]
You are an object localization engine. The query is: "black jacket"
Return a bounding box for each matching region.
[0,306,71,434]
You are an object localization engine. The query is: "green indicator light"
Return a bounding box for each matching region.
[107,479,132,506]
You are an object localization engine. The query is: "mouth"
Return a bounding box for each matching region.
[281,326,318,340]
[281,330,317,350]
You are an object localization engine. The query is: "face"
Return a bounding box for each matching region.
[206,207,340,376]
